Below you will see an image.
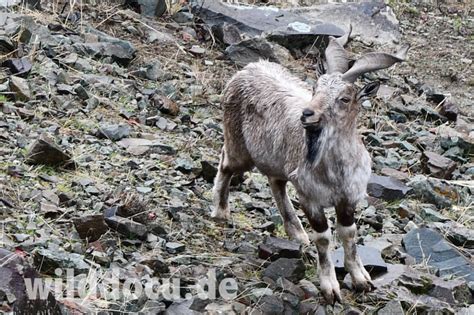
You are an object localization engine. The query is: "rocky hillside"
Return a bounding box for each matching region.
[0,0,472,314]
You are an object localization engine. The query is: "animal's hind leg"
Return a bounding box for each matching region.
[211,149,233,220]
[268,177,310,245]
[211,146,253,220]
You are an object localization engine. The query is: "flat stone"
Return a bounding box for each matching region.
[380,167,409,181]
[429,277,471,304]
[2,57,32,76]
[25,134,74,168]
[403,228,474,282]
[421,151,457,179]
[372,263,406,288]
[224,37,294,67]
[276,277,305,300]
[189,45,205,55]
[96,124,130,141]
[9,75,31,100]
[72,40,136,66]
[104,215,147,240]
[263,258,305,282]
[301,2,400,45]
[34,248,90,274]
[376,300,404,315]
[192,0,344,52]
[437,221,474,249]
[420,207,449,223]
[257,295,284,314]
[332,245,387,275]
[73,214,109,242]
[258,236,302,261]
[211,22,242,46]
[367,174,411,201]
[439,101,459,121]
[125,0,167,18]
[165,242,185,254]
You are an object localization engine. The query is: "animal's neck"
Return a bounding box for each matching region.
[303,124,359,169]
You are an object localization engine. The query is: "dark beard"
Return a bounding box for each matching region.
[305,125,324,164]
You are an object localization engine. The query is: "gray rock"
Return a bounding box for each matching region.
[408,175,459,209]
[2,57,32,76]
[257,295,285,314]
[332,245,387,275]
[165,300,200,315]
[104,215,147,240]
[298,279,319,299]
[136,186,152,194]
[200,160,218,183]
[25,134,74,168]
[376,300,404,315]
[126,0,167,18]
[72,40,136,67]
[73,214,109,242]
[175,158,200,174]
[192,0,344,52]
[300,2,400,45]
[258,236,302,261]
[429,277,471,304]
[166,242,185,254]
[0,35,15,53]
[74,58,93,72]
[189,45,205,56]
[367,174,411,201]
[139,256,169,276]
[372,263,406,288]
[421,151,457,179]
[0,249,61,314]
[439,101,459,121]
[403,228,474,282]
[97,124,130,141]
[34,248,90,274]
[420,207,449,222]
[9,75,31,100]
[172,11,193,24]
[225,38,291,67]
[211,22,242,46]
[143,60,165,81]
[276,277,305,300]
[438,221,474,249]
[263,258,305,282]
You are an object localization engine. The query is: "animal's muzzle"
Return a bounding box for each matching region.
[300,109,315,123]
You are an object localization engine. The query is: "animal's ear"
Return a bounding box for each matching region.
[356,81,380,101]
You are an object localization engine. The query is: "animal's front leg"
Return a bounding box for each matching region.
[314,228,341,304]
[336,203,373,292]
[300,199,341,304]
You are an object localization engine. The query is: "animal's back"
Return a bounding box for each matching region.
[222,61,312,179]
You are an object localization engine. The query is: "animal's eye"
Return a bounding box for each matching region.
[340,97,351,104]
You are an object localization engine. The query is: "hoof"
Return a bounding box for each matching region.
[321,287,342,305]
[210,207,231,221]
[320,271,342,305]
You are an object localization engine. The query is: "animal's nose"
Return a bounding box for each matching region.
[302,109,315,117]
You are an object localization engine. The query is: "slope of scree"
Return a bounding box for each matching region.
[0,1,472,314]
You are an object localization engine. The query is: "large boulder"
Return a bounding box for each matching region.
[191,0,344,52]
